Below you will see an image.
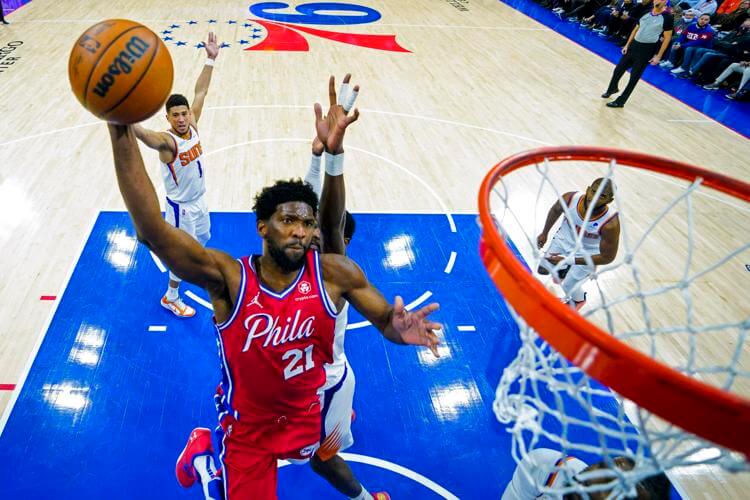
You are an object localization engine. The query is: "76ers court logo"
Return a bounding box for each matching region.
[247,2,410,52]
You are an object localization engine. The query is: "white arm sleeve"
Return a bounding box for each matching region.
[304,153,322,198]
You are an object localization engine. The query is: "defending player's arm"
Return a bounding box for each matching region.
[536,191,574,249]
[322,254,442,356]
[132,124,176,163]
[107,124,236,303]
[190,32,219,125]
[314,73,360,255]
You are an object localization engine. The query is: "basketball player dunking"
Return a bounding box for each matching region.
[105,74,442,499]
[536,178,621,310]
[132,32,220,318]
[176,75,388,500]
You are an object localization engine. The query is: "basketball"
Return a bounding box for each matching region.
[68,19,173,124]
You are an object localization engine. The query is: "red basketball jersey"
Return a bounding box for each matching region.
[215,250,337,422]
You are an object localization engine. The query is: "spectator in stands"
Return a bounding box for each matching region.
[602,0,674,107]
[703,59,750,98]
[712,0,750,31]
[671,9,697,40]
[715,0,745,16]
[587,0,636,35]
[668,18,750,79]
[565,0,610,23]
[660,13,715,68]
[686,0,718,17]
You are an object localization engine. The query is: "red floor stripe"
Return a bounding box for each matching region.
[40,295,56,301]
[0,384,16,391]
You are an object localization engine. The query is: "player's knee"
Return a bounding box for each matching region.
[309,453,328,473]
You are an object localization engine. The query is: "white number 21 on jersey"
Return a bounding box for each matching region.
[282,345,315,380]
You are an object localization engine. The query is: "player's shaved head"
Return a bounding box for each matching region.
[586,177,615,209]
[591,177,614,196]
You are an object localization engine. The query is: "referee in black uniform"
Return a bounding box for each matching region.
[602,0,673,107]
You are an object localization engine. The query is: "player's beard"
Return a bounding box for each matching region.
[268,238,308,272]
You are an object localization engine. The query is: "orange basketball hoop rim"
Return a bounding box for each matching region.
[478,146,750,457]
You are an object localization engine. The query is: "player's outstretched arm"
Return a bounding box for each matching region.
[191,32,219,124]
[108,124,231,292]
[132,124,176,163]
[323,254,442,356]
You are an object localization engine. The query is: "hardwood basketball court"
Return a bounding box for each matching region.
[0,0,748,497]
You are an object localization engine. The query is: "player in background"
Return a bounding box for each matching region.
[304,76,389,500]
[536,178,620,310]
[132,32,220,318]
[501,448,671,499]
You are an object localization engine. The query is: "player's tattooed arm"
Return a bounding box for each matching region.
[323,254,442,357]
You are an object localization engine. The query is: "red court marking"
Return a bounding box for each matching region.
[0,384,16,391]
[39,295,56,301]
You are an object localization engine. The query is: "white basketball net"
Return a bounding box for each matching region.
[488,157,750,498]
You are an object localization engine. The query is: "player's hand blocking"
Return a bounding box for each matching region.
[314,73,360,154]
[390,296,442,357]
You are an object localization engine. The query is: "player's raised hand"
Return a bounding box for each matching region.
[205,32,220,60]
[314,74,360,154]
[312,135,324,156]
[390,296,442,357]
[537,233,548,249]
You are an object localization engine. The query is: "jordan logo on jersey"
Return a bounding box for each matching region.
[242,309,316,351]
[247,291,263,309]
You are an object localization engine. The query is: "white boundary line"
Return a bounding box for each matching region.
[150,251,167,273]
[148,325,167,332]
[665,119,713,123]
[204,104,551,146]
[0,211,99,436]
[457,325,476,332]
[278,452,459,499]
[444,251,458,273]
[346,291,433,330]
[185,290,214,311]
[204,136,458,232]
[0,121,99,148]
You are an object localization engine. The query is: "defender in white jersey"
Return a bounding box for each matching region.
[501,448,670,499]
[132,32,220,318]
[305,76,391,500]
[536,178,620,310]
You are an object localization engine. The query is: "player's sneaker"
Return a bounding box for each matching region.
[372,493,391,500]
[161,295,196,318]
[175,428,214,488]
